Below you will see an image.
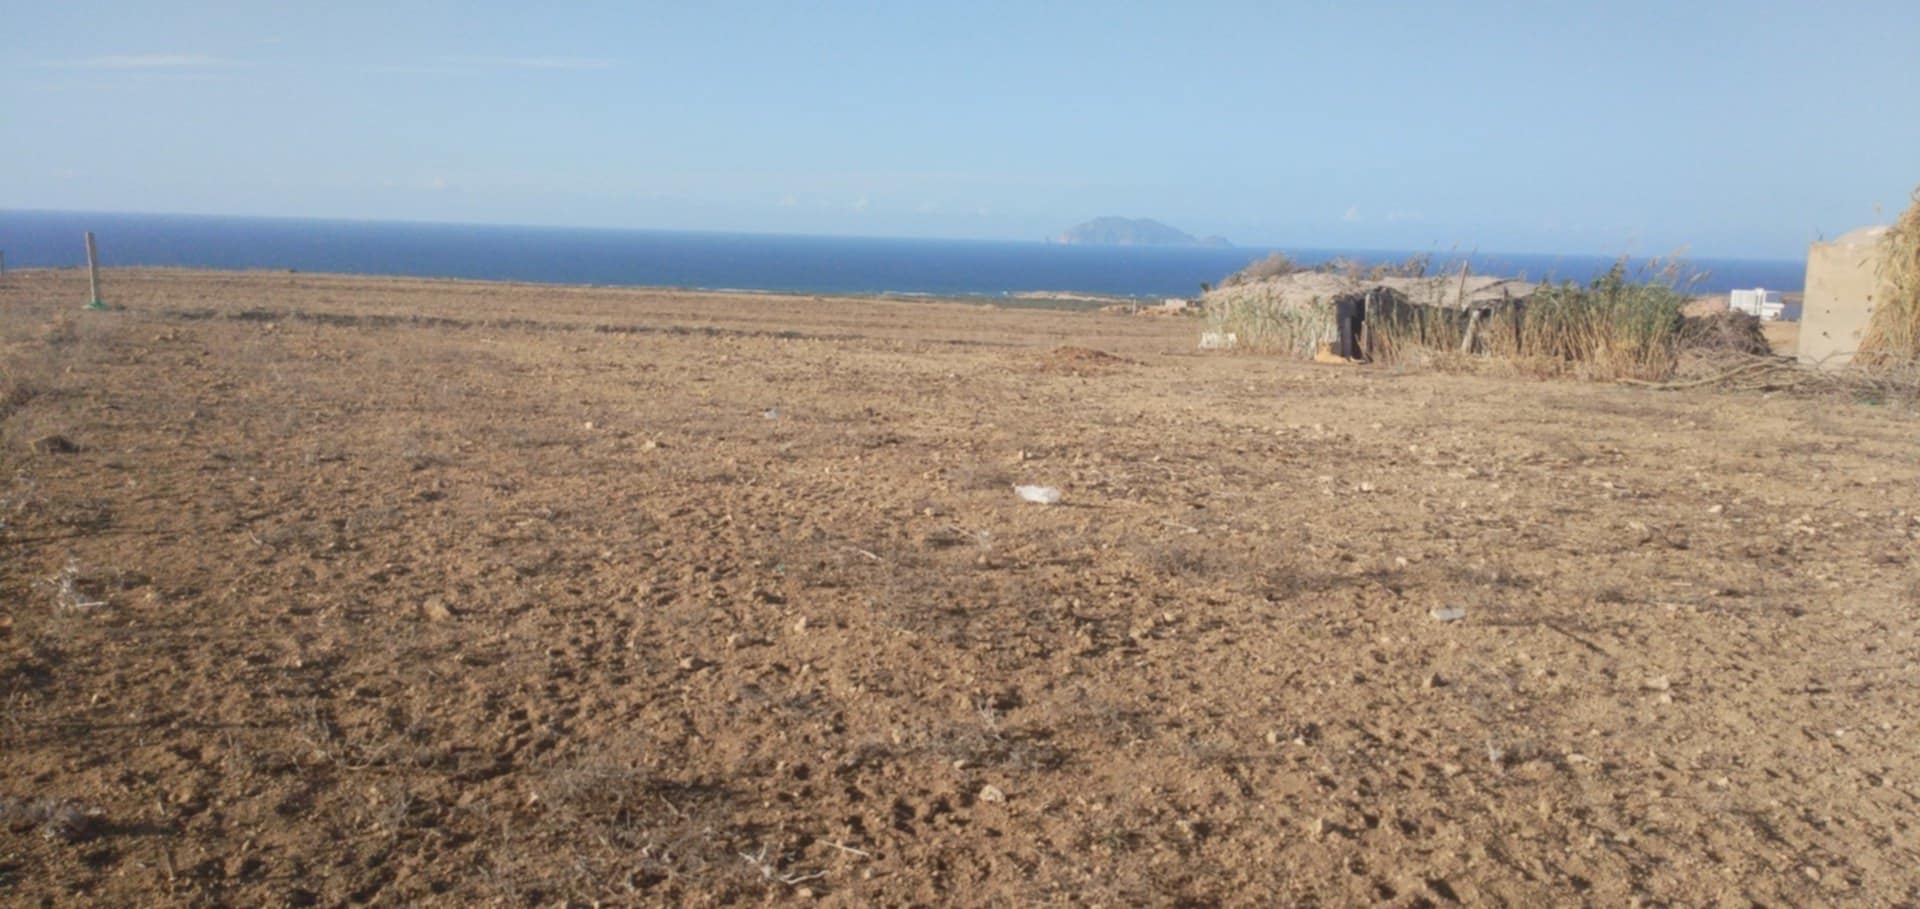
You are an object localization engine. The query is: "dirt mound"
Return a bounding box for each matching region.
[1678,311,1772,355]
[1035,345,1135,375]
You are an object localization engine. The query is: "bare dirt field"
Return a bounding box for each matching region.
[3,269,1918,907]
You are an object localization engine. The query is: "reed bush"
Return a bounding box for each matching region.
[1201,288,1335,357]
[1858,186,1920,365]
[1365,295,1469,364]
[1366,260,1688,380]
[1503,264,1688,379]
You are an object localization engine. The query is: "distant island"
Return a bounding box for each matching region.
[1054,217,1231,248]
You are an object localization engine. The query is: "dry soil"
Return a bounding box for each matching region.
[2,269,1917,907]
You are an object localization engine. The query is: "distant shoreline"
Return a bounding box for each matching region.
[1,209,1809,295]
[4,265,1139,312]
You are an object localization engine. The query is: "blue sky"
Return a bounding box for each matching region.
[3,1,1916,258]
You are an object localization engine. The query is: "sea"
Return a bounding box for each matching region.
[1,210,1805,300]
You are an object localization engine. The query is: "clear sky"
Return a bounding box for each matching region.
[4,1,1916,259]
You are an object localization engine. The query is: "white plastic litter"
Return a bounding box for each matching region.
[1429,606,1466,622]
[1199,331,1239,350]
[1013,485,1062,505]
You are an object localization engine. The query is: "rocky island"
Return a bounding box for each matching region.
[1054,216,1231,248]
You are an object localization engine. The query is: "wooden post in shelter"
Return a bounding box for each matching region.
[84,232,105,309]
[1453,260,1476,353]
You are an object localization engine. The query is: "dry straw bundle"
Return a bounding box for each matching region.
[1858,185,1920,365]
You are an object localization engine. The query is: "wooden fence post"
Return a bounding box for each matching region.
[84,232,105,309]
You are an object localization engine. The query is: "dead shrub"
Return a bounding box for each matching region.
[1677,311,1772,356]
[1859,184,1920,365]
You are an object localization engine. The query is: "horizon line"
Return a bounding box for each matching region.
[1,205,1810,265]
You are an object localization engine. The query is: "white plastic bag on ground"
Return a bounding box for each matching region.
[1013,485,1062,505]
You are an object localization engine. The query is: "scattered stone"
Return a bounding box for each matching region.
[978,785,1006,805]
[419,598,455,622]
[792,616,810,633]
[1430,606,1466,623]
[1642,675,1671,691]
[1424,672,1447,689]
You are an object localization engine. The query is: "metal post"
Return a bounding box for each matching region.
[84,232,105,309]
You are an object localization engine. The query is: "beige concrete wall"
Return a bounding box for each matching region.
[1799,226,1892,368]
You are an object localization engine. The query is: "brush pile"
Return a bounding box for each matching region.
[1676,311,1772,356]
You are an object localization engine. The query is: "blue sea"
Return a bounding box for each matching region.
[1,210,1805,298]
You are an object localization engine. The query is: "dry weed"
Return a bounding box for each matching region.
[1859,184,1920,364]
[0,794,100,842]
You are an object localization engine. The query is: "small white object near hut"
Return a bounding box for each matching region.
[1729,288,1792,321]
[1199,331,1238,350]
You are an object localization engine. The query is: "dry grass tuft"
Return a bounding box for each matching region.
[1219,251,1304,288]
[0,365,38,423]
